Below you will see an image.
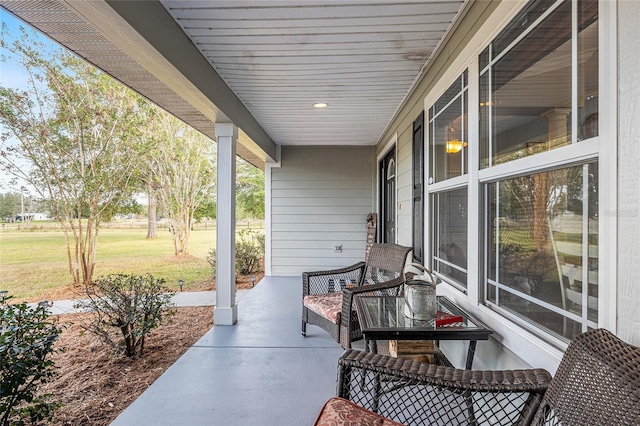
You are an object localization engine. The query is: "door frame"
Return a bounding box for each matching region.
[377,133,398,243]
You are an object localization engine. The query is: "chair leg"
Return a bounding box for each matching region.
[340,328,351,349]
[301,320,307,336]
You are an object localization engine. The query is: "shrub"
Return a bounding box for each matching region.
[206,247,216,277]
[0,299,61,426]
[235,229,264,275]
[208,229,264,277]
[77,274,175,358]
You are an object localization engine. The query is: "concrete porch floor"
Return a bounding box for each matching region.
[110,276,346,426]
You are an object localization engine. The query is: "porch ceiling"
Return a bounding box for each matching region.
[0,0,466,167]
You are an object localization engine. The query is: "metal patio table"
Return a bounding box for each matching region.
[355,295,492,369]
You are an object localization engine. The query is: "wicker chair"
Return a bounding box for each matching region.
[302,243,412,349]
[316,329,640,425]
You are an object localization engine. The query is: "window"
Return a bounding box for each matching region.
[432,188,468,289]
[479,0,599,342]
[428,71,469,289]
[480,0,599,168]
[429,71,469,183]
[485,164,598,340]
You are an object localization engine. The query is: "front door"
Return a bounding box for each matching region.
[380,149,396,243]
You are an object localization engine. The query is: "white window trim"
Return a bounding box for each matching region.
[427,175,468,193]
[598,0,617,333]
[477,138,599,183]
[425,0,617,373]
[467,58,480,305]
[426,70,471,293]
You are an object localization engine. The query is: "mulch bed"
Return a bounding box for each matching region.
[40,306,213,425]
[34,271,264,425]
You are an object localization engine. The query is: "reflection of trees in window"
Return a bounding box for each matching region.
[481,0,600,341]
[487,164,598,339]
[432,189,468,289]
[494,163,598,289]
[502,171,561,251]
[500,165,596,254]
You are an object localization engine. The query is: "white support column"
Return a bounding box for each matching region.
[214,123,238,325]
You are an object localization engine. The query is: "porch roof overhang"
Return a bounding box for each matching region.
[0,0,468,169]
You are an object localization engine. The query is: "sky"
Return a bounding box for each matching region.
[0,9,59,90]
[1,10,151,206]
[0,10,65,193]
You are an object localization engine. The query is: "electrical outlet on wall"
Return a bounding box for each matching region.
[333,244,342,253]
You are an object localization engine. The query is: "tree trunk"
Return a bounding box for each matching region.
[533,172,549,251]
[60,223,81,286]
[169,204,192,256]
[146,183,158,239]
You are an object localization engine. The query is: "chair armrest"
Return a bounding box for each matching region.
[303,262,366,296]
[337,349,551,426]
[338,276,404,348]
[341,276,405,323]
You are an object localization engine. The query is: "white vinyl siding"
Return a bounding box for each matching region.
[617,0,640,344]
[269,146,375,276]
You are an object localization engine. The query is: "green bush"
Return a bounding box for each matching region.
[235,229,264,275]
[76,274,175,358]
[206,247,216,277]
[208,229,264,278]
[0,299,61,426]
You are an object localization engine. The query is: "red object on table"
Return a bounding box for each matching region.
[436,310,463,327]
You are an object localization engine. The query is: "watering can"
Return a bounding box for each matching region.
[403,263,437,320]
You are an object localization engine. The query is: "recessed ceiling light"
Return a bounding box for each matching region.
[313,102,328,108]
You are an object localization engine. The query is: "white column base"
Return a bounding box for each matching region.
[214,305,238,325]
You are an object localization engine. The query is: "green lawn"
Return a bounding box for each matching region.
[0,222,261,300]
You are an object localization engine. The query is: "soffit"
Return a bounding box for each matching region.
[1,0,467,163]
[0,0,272,168]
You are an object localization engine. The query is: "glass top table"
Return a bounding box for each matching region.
[354,295,492,369]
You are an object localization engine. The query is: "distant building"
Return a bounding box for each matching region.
[15,212,51,221]
[132,192,148,206]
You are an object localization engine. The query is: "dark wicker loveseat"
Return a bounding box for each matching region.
[302,243,412,349]
[314,328,640,425]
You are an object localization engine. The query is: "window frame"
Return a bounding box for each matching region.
[426,69,470,291]
[430,186,469,292]
[423,0,616,358]
[428,72,469,184]
[478,0,601,344]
